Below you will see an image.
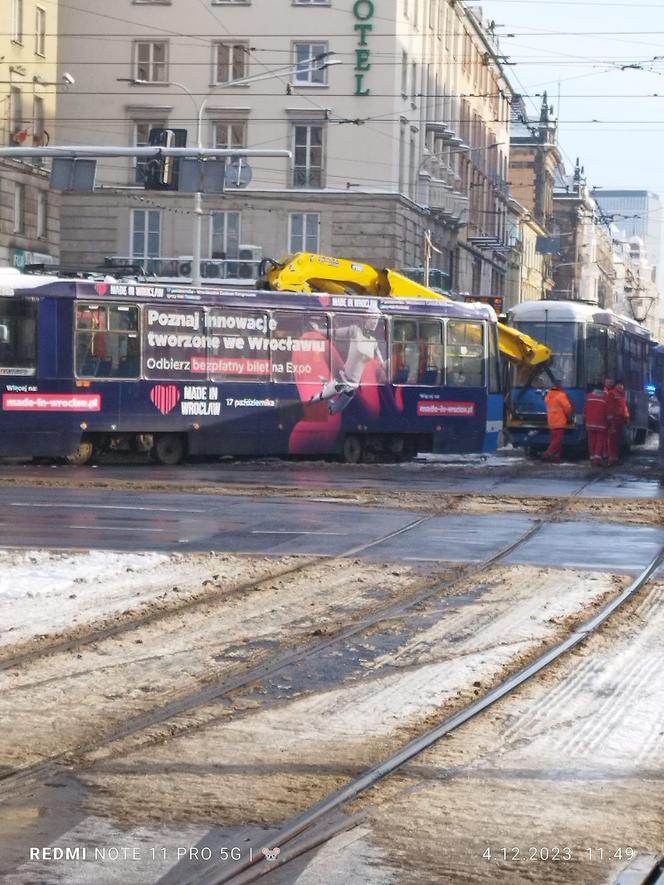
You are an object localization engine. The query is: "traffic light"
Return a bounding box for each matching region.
[144,127,187,190]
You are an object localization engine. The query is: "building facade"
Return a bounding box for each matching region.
[55,0,513,296]
[1,0,60,268]
[593,189,661,283]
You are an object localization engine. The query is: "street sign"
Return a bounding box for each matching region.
[178,158,227,193]
[225,158,252,189]
[50,158,97,191]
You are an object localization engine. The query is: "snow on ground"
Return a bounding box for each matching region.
[0,549,170,647]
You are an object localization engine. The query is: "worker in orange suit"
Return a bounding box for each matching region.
[584,383,608,466]
[542,379,574,462]
[605,378,630,466]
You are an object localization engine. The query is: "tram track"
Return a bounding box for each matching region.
[182,542,664,885]
[0,478,621,799]
[0,514,432,675]
[0,514,548,799]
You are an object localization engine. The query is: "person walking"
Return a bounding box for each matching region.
[583,382,608,467]
[542,379,574,462]
[606,379,630,466]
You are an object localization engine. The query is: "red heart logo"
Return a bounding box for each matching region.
[94,283,110,296]
[150,384,181,415]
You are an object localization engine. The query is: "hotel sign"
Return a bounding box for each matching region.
[353,0,374,96]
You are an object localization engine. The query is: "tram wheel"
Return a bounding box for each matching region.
[341,434,364,464]
[151,433,186,466]
[65,438,96,466]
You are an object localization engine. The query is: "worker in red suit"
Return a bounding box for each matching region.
[583,383,608,466]
[605,378,630,466]
[542,379,574,462]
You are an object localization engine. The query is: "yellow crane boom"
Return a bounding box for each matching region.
[258,252,552,368]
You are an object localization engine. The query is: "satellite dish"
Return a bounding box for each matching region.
[225,157,252,189]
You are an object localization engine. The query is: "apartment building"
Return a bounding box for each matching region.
[55,0,513,295]
[1,0,60,268]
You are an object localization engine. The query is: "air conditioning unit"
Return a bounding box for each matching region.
[202,260,221,279]
[238,245,262,263]
[177,255,193,278]
[236,245,262,280]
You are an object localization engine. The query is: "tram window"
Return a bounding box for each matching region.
[487,323,501,394]
[446,320,484,387]
[207,308,271,382]
[0,297,37,376]
[606,329,619,381]
[76,303,139,379]
[391,319,418,384]
[142,305,205,380]
[271,311,329,385]
[585,325,608,387]
[514,322,579,388]
[418,321,444,385]
[333,313,387,386]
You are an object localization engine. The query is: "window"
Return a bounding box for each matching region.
[210,211,241,261]
[33,96,45,146]
[9,87,23,141]
[12,0,23,43]
[514,321,579,389]
[292,124,324,187]
[391,318,444,385]
[215,42,248,84]
[134,41,168,82]
[143,306,206,380]
[36,191,47,239]
[293,42,328,86]
[446,320,485,387]
[133,121,166,184]
[131,209,161,270]
[76,304,140,379]
[271,311,330,386]
[411,62,418,104]
[207,309,271,382]
[0,297,37,376]
[213,120,246,150]
[13,184,25,234]
[401,51,408,96]
[334,314,387,386]
[35,6,45,55]
[289,212,319,253]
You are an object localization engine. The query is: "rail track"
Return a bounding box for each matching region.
[0,512,548,799]
[0,476,613,803]
[180,542,664,885]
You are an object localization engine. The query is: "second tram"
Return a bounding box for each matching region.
[506,300,652,452]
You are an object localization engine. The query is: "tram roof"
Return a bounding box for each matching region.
[6,276,496,322]
[508,299,651,338]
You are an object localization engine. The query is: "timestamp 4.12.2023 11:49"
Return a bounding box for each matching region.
[482,847,636,863]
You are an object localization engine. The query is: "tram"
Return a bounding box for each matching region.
[506,300,652,452]
[653,344,664,470]
[0,274,503,464]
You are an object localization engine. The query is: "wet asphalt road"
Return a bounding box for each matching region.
[0,470,662,574]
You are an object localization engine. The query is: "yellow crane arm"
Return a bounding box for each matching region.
[258,252,552,368]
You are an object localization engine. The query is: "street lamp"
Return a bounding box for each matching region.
[119,52,339,285]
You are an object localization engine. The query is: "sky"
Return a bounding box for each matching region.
[478,0,664,194]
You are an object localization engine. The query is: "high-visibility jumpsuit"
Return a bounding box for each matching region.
[584,389,608,465]
[606,386,630,465]
[543,387,574,461]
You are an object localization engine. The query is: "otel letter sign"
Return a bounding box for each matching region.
[353,0,374,96]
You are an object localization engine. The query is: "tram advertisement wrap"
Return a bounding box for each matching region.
[142,307,332,386]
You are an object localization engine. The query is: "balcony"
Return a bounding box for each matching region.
[417,174,469,226]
